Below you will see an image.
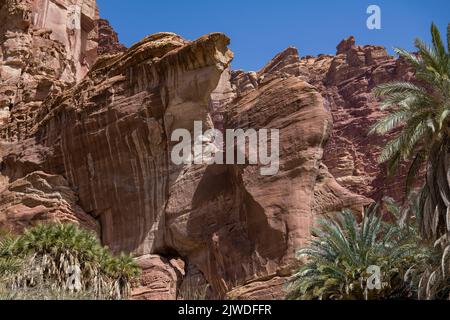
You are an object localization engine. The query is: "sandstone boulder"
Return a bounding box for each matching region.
[132,254,184,300]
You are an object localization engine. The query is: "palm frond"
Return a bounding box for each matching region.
[287,204,428,300]
[0,224,140,300]
[405,151,427,196]
[447,23,450,53]
[415,38,443,74]
[373,82,426,98]
[394,48,421,67]
[431,23,447,60]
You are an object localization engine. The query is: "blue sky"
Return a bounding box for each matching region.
[97,0,450,71]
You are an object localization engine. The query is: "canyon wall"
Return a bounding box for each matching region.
[0,0,415,299]
[0,0,99,232]
[231,37,415,203]
[0,0,98,141]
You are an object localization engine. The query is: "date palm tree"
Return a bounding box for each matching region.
[287,206,428,300]
[369,23,450,242]
[370,23,450,299]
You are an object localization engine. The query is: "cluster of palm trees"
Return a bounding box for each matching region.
[289,23,450,300]
[287,202,434,300]
[0,224,140,300]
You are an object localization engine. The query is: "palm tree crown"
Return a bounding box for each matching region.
[370,23,450,240]
[287,206,427,300]
[0,224,140,300]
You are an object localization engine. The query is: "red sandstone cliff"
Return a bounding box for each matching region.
[0,0,416,300]
[97,18,126,55]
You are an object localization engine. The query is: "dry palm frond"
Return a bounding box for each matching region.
[0,224,140,300]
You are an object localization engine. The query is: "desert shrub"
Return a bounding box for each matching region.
[0,223,140,300]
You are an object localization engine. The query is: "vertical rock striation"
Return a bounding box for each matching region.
[0,0,98,141]
[0,1,419,300]
[0,0,99,232]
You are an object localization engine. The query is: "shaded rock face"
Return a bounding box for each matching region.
[97,18,126,55]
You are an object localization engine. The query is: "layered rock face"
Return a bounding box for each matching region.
[0,0,98,230]
[0,171,99,233]
[2,32,234,256]
[0,0,98,141]
[132,255,185,300]
[0,0,414,300]
[31,0,98,80]
[0,26,370,299]
[232,38,415,202]
[304,37,415,201]
[97,18,126,55]
[164,75,360,298]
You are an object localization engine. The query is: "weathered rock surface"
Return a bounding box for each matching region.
[320,37,416,202]
[0,0,417,300]
[97,18,126,56]
[240,37,416,202]
[132,254,184,300]
[0,171,99,233]
[2,32,233,257]
[164,75,370,298]
[0,26,370,299]
[0,0,98,141]
[0,0,98,230]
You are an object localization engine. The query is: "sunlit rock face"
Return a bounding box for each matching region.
[1,32,234,255]
[0,0,99,231]
[0,0,98,141]
[31,0,98,80]
[0,25,370,299]
[0,171,99,233]
[302,36,417,202]
[0,1,415,300]
[164,74,369,299]
[246,36,418,203]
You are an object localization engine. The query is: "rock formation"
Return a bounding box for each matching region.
[0,0,98,231]
[230,37,416,203]
[317,37,416,202]
[0,0,98,141]
[132,255,185,300]
[0,171,99,233]
[97,18,126,55]
[0,0,417,300]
